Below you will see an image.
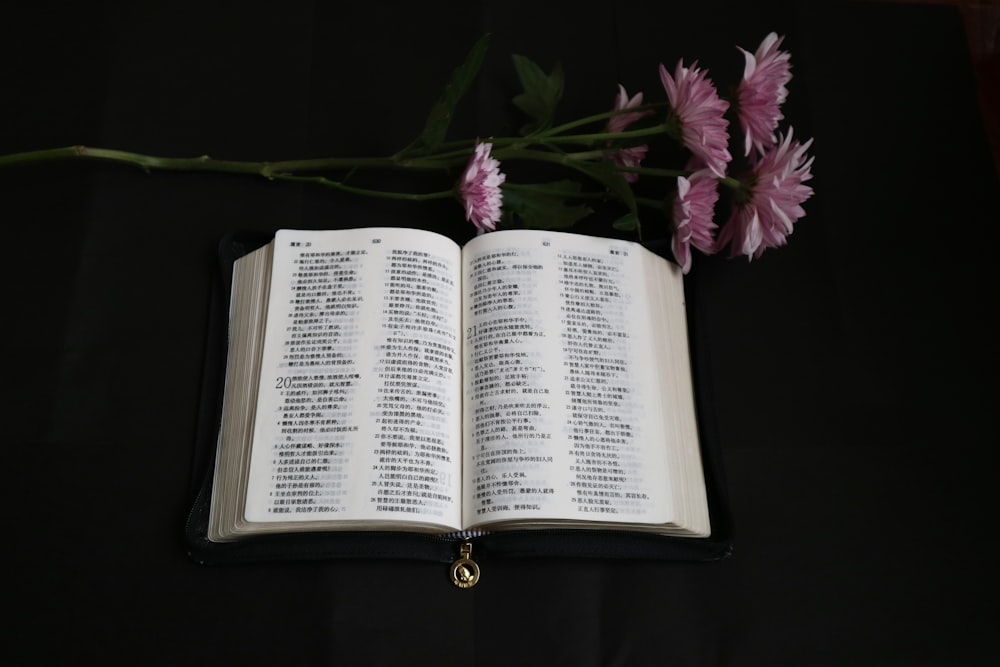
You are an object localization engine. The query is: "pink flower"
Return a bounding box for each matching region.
[716,128,815,259]
[460,141,506,233]
[736,32,793,156]
[659,60,732,178]
[608,84,650,134]
[606,85,653,183]
[671,168,720,274]
[611,144,648,183]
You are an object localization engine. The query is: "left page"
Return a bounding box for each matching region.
[236,228,464,535]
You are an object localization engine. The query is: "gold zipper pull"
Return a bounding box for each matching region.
[449,541,480,589]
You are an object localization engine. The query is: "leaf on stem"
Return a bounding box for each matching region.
[502,180,593,229]
[612,213,640,232]
[415,33,491,152]
[511,54,564,135]
[561,159,638,220]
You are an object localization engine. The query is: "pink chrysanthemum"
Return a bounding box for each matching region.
[716,128,815,259]
[659,60,732,178]
[671,168,720,274]
[736,32,793,156]
[606,85,653,183]
[460,141,506,233]
[611,144,648,184]
[608,84,651,134]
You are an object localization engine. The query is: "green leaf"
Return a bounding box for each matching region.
[502,181,593,229]
[491,147,638,218]
[510,54,564,135]
[416,34,491,151]
[559,159,638,219]
[612,213,640,231]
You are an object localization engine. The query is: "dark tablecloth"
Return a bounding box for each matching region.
[3,1,997,665]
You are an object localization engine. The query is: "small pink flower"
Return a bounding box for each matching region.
[611,144,648,183]
[460,141,506,233]
[606,85,653,183]
[716,128,815,259]
[736,32,793,156]
[659,60,732,178]
[671,168,720,274]
[608,85,650,134]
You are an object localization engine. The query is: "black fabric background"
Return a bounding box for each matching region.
[2,1,997,665]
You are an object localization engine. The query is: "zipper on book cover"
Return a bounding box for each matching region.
[449,540,480,589]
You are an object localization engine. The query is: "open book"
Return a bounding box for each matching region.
[208,227,711,543]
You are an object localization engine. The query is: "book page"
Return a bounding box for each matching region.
[461,230,680,529]
[241,228,463,532]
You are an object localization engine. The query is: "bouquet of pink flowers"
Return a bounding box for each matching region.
[0,32,813,274]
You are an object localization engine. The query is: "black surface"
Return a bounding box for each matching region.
[3,1,997,665]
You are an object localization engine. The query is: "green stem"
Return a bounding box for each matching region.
[0,122,676,179]
[538,124,668,145]
[0,145,458,177]
[537,103,669,137]
[627,166,689,179]
[490,147,594,170]
[415,118,670,158]
[0,146,266,174]
[550,149,608,161]
[717,175,744,190]
[269,155,451,173]
[0,146,463,202]
[273,173,456,201]
[487,123,668,150]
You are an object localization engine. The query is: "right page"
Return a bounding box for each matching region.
[461,230,709,536]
